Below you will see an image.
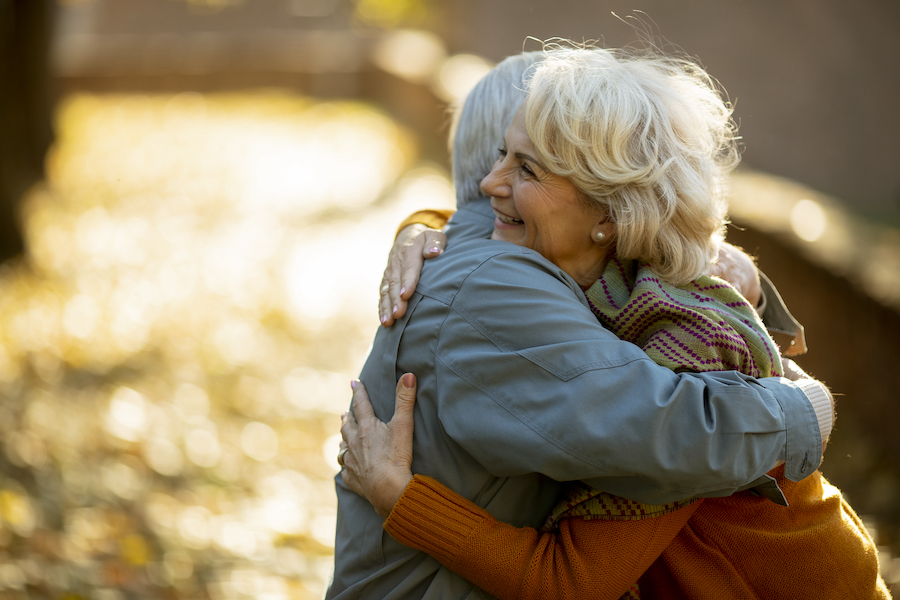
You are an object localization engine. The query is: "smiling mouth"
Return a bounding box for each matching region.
[493,209,524,226]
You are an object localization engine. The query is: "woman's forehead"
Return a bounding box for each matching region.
[505,108,533,152]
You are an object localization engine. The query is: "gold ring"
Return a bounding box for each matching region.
[337,447,349,468]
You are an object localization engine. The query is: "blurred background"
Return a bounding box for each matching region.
[0,0,898,597]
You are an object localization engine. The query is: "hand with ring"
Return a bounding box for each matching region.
[339,375,417,518]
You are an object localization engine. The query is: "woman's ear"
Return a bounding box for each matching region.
[590,215,615,244]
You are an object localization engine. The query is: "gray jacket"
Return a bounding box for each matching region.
[327,201,822,600]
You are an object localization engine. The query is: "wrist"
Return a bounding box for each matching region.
[374,472,414,519]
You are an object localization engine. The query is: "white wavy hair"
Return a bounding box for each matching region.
[525,45,739,285]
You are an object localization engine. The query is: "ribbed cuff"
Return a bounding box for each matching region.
[795,378,834,443]
[384,475,487,566]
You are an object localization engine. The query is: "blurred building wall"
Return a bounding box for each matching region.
[728,220,900,550]
[43,0,900,223]
[439,0,900,222]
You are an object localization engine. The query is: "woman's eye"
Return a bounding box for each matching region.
[520,164,536,177]
[498,148,508,158]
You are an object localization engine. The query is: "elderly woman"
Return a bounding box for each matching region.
[338,46,888,599]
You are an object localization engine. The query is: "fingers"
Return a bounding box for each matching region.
[380,247,408,327]
[386,255,406,322]
[379,246,402,327]
[380,225,424,326]
[340,410,358,441]
[408,231,446,296]
[380,228,446,326]
[339,452,359,492]
[392,238,425,320]
[349,379,376,422]
[380,245,404,327]
[340,468,353,489]
[379,277,397,327]
[420,230,447,260]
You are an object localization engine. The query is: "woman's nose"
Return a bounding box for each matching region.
[480,161,509,198]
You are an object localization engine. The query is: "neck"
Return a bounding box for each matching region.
[561,251,612,289]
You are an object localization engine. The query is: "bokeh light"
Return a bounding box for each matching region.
[790,198,828,242]
[0,90,453,598]
[435,53,495,102]
[374,29,447,83]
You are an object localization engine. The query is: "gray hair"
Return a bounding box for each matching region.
[448,52,543,206]
[525,46,739,285]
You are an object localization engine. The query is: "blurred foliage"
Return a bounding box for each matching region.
[0,90,453,598]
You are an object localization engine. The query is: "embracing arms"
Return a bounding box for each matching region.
[340,376,700,600]
[423,243,827,501]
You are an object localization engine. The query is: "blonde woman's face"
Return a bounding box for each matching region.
[480,107,609,285]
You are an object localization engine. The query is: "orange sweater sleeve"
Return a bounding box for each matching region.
[384,475,700,600]
[395,209,455,238]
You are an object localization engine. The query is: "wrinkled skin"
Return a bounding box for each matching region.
[339,375,417,518]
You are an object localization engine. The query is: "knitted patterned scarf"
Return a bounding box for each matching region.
[586,257,783,378]
[540,256,783,532]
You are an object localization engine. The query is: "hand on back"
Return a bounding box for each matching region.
[379,225,447,327]
[339,375,418,518]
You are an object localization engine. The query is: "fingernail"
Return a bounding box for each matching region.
[428,247,442,254]
[402,373,416,388]
[350,380,357,390]
[392,305,398,315]
[400,287,406,296]
[381,313,387,324]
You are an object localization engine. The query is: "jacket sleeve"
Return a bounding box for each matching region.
[432,247,823,504]
[384,475,699,600]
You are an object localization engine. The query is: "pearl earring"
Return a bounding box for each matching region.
[594,231,606,242]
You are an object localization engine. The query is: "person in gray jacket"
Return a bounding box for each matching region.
[327,49,832,600]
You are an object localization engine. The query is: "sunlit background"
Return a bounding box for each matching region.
[1,90,453,597]
[0,0,898,597]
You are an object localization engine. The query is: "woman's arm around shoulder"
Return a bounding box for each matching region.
[386,475,699,600]
[339,377,698,600]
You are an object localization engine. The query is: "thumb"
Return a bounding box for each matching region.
[422,231,447,257]
[390,373,417,444]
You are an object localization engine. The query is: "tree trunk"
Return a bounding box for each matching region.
[0,0,55,263]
